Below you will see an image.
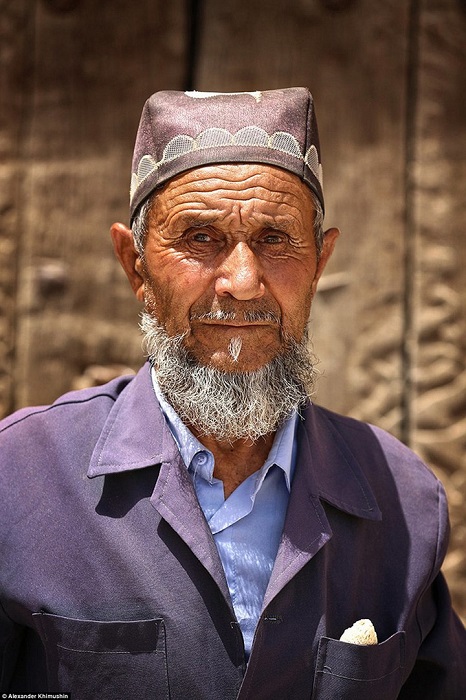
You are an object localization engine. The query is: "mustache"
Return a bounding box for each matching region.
[190,308,281,324]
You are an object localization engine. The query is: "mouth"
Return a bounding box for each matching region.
[191,309,281,327]
[197,320,276,328]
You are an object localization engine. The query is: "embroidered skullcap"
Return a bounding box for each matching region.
[129,88,324,222]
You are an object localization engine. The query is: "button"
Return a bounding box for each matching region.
[195,452,208,466]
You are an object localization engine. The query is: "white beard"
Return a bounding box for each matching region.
[140,311,319,442]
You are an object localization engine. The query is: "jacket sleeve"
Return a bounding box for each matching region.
[399,572,466,699]
[399,481,466,698]
[0,601,24,691]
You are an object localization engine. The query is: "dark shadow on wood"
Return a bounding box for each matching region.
[184,0,203,90]
[401,0,421,448]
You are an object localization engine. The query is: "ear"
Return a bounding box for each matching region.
[311,227,340,295]
[110,222,145,302]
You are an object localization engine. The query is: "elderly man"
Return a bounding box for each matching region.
[1,88,465,699]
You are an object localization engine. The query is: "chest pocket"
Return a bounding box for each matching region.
[33,612,169,700]
[312,631,405,700]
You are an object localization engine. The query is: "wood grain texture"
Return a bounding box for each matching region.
[410,0,466,617]
[11,0,188,406]
[0,0,32,416]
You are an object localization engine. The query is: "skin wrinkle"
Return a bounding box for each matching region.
[155,206,307,251]
[111,163,339,492]
[129,165,336,373]
[131,174,325,258]
[157,194,308,228]
[139,166,322,371]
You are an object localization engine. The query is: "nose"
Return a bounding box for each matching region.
[214,242,265,300]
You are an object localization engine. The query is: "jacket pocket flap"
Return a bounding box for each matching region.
[32,612,165,654]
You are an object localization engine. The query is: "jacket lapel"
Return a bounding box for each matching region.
[150,456,231,603]
[263,404,382,609]
[87,364,231,603]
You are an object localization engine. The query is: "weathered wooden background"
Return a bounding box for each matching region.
[1,0,465,618]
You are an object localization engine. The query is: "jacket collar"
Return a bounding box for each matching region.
[88,364,381,521]
[88,363,232,603]
[299,405,382,521]
[262,403,382,607]
[88,363,180,478]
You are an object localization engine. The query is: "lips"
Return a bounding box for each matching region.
[191,309,281,325]
[198,320,276,327]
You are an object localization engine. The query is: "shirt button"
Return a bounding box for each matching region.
[196,452,208,466]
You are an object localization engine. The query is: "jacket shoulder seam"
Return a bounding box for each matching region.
[0,392,117,436]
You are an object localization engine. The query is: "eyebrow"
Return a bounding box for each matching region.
[257,215,294,232]
[181,216,218,228]
[173,213,296,232]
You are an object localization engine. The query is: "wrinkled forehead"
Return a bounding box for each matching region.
[146,164,319,244]
[129,88,324,223]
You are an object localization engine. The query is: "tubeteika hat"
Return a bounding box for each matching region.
[129,88,324,222]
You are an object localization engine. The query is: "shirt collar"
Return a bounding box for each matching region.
[151,368,297,492]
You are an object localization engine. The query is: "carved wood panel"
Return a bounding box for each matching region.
[410,0,466,616]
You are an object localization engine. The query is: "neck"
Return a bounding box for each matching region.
[190,427,276,499]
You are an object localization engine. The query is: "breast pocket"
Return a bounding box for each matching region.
[312,631,405,700]
[33,612,169,700]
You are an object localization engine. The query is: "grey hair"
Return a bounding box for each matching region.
[131,197,153,257]
[131,188,325,257]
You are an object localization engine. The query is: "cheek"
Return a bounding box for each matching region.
[283,297,312,338]
[273,270,315,337]
[143,263,210,331]
[142,269,176,321]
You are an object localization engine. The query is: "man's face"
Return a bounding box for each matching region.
[116,163,338,373]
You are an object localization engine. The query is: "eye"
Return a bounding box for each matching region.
[191,231,213,243]
[183,228,223,255]
[262,233,284,244]
[258,230,288,246]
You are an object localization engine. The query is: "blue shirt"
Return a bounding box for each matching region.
[151,372,298,657]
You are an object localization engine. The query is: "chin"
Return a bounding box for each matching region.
[206,353,274,374]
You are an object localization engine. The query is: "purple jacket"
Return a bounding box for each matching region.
[1,363,465,698]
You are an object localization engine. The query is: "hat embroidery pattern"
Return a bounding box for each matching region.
[130,127,323,201]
